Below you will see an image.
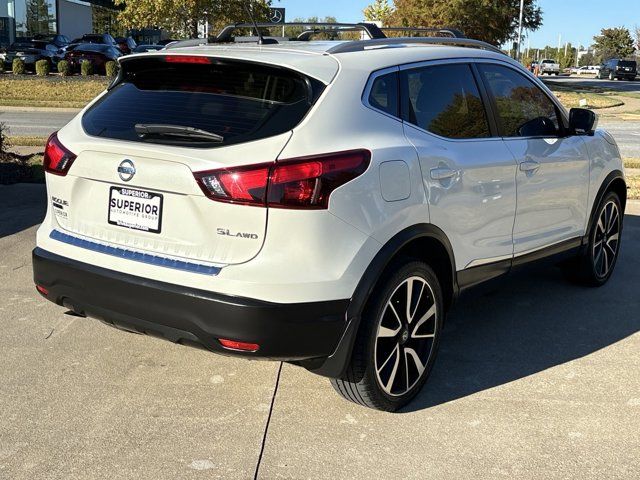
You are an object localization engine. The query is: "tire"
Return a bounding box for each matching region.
[569,191,622,287]
[609,71,615,81]
[330,260,444,411]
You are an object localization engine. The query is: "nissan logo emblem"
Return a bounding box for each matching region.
[117,159,136,182]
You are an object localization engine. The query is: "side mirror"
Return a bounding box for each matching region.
[569,108,598,136]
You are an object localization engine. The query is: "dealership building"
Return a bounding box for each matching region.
[0,0,118,47]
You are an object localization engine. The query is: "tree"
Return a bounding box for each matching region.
[387,0,542,46]
[24,0,56,36]
[113,0,272,39]
[363,0,393,24]
[578,52,595,67]
[593,27,635,61]
[284,16,349,40]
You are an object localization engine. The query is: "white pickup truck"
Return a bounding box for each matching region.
[539,59,560,75]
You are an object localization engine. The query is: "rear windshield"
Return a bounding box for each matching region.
[618,60,637,68]
[82,57,324,148]
[75,44,111,53]
[542,59,556,64]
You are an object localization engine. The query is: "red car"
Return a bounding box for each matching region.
[64,44,122,74]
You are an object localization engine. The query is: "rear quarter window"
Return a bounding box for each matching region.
[368,72,399,117]
[81,57,324,148]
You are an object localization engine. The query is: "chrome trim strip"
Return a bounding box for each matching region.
[50,230,222,276]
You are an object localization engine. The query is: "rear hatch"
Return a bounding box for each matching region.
[50,53,333,266]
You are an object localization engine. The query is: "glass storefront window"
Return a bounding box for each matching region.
[13,0,57,38]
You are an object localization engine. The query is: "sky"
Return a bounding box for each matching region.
[278,0,636,48]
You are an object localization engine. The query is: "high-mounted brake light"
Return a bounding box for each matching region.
[193,150,370,209]
[43,133,76,176]
[164,55,211,64]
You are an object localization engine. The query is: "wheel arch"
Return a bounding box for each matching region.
[584,170,626,245]
[306,223,458,378]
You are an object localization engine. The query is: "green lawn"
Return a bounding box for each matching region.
[6,135,48,147]
[0,76,108,108]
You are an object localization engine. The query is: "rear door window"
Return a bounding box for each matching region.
[400,63,490,139]
[82,57,324,148]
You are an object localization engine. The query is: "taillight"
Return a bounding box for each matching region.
[164,55,211,64]
[194,163,270,206]
[193,150,370,209]
[269,150,370,209]
[43,133,76,176]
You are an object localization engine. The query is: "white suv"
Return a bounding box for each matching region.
[33,29,626,412]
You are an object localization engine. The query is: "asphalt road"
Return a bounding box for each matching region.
[1,184,639,479]
[599,120,640,158]
[0,109,77,137]
[541,75,640,93]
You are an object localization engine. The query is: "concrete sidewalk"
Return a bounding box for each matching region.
[1,185,639,479]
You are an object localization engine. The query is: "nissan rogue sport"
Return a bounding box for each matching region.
[33,25,626,411]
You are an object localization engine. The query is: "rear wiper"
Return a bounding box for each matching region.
[135,124,224,142]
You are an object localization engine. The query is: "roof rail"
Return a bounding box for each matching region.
[215,22,386,42]
[327,37,505,55]
[380,27,466,39]
[164,38,209,50]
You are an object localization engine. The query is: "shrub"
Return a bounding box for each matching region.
[0,121,10,160]
[57,60,71,76]
[105,61,118,77]
[35,59,50,76]
[12,58,25,75]
[81,60,93,76]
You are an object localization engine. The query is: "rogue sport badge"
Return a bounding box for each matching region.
[117,159,136,182]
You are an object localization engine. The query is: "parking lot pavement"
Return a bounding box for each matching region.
[1,184,639,479]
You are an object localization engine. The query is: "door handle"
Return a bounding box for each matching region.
[430,167,459,181]
[519,160,540,173]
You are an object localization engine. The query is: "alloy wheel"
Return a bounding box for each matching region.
[374,276,438,397]
[593,200,620,279]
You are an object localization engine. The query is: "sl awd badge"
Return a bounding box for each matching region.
[117,159,136,182]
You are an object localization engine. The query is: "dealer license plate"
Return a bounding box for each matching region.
[108,187,163,233]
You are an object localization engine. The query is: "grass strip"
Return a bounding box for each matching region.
[0,77,108,108]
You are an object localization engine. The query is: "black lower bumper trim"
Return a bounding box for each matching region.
[32,248,349,361]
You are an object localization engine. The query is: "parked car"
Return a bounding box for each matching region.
[1,39,57,71]
[539,58,560,75]
[572,65,600,75]
[598,59,637,81]
[33,34,71,49]
[115,36,137,55]
[132,44,164,53]
[70,33,117,47]
[64,43,122,73]
[34,30,626,412]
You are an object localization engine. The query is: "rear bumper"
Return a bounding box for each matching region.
[32,248,350,361]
